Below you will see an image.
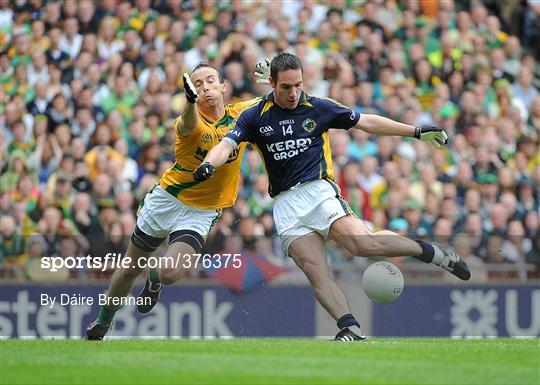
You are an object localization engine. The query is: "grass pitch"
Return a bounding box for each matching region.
[1,338,538,385]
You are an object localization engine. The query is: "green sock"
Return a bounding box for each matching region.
[149,268,161,285]
[97,305,120,326]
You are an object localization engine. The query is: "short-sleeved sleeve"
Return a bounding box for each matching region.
[224,107,255,147]
[319,98,361,130]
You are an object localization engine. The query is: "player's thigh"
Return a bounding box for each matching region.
[163,241,196,262]
[156,241,196,283]
[289,232,331,281]
[160,228,206,275]
[125,239,154,264]
[136,184,220,238]
[160,237,196,271]
[136,185,182,239]
[129,223,167,261]
[328,214,373,255]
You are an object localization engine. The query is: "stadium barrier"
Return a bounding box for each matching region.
[1,282,538,338]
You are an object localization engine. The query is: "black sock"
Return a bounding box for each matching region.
[337,313,360,330]
[415,240,434,263]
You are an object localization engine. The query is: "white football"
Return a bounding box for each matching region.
[362,261,404,303]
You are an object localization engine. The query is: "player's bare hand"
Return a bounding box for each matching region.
[414,125,448,148]
[194,162,215,181]
[183,73,198,103]
[254,58,271,84]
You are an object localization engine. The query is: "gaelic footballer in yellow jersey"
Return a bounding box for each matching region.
[159,98,258,209]
[86,61,271,341]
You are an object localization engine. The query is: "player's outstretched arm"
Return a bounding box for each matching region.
[177,73,199,137]
[193,140,235,181]
[354,114,448,148]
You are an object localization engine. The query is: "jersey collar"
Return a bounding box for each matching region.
[263,91,308,106]
[199,105,230,127]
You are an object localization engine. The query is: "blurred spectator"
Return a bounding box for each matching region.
[84,123,124,180]
[137,45,165,89]
[0,215,25,266]
[247,174,273,217]
[27,49,48,86]
[356,155,382,193]
[24,234,68,282]
[501,220,531,281]
[511,67,538,109]
[26,81,48,116]
[45,93,73,132]
[97,16,125,60]
[448,236,488,283]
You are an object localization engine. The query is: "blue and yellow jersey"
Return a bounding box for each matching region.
[224,92,360,197]
[159,98,259,209]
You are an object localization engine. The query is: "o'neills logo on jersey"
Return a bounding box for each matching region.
[201,133,212,143]
[266,138,312,160]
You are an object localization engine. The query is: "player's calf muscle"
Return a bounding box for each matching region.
[118,264,144,280]
[291,249,331,282]
[296,258,329,281]
[347,235,380,256]
[115,244,149,279]
[330,228,381,256]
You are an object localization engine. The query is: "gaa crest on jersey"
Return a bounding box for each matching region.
[302,118,317,132]
[201,133,212,143]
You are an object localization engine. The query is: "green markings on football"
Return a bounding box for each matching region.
[1,338,538,385]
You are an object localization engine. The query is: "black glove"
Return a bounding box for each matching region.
[183,73,198,104]
[414,125,448,148]
[193,162,215,182]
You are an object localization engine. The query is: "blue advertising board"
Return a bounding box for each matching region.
[372,285,540,337]
[0,284,316,338]
[3,284,538,338]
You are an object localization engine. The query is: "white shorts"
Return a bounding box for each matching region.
[273,179,353,253]
[136,185,221,239]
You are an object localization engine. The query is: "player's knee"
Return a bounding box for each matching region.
[158,268,182,285]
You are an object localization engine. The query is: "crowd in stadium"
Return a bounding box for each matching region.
[0,0,539,283]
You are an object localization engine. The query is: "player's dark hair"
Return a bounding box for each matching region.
[270,53,303,82]
[191,62,224,83]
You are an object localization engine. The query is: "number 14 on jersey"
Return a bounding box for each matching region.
[282,125,293,136]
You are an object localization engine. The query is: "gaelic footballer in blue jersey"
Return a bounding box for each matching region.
[195,53,470,342]
[225,91,360,197]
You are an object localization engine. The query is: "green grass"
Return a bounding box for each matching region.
[1,339,538,385]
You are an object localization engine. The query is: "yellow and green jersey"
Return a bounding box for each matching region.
[159,98,259,209]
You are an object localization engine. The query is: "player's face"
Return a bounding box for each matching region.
[270,69,303,110]
[191,67,225,108]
